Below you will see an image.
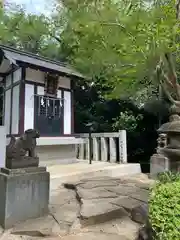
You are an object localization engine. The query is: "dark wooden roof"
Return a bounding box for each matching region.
[0,45,84,78]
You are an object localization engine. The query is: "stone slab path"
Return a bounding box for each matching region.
[0,174,154,240]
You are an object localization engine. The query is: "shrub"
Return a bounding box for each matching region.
[149,172,180,240]
[157,171,180,184]
[112,110,143,132]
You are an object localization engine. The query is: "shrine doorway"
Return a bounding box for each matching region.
[34,95,63,136]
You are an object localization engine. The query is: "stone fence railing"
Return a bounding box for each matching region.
[76,130,127,163]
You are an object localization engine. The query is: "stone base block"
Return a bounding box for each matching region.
[169,161,180,172]
[0,167,50,229]
[6,157,39,169]
[150,154,170,178]
[37,144,78,165]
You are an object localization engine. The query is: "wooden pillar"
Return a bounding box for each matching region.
[119,130,127,163]
[93,137,100,161]
[109,137,117,163]
[101,137,108,162]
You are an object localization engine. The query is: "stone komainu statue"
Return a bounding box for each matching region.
[6,129,40,160]
[157,133,167,154]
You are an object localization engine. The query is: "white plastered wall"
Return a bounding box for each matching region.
[24,84,34,131]
[4,89,11,134]
[13,68,21,83]
[11,85,20,134]
[4,68,22,135]
[37,86,45,95]
[64,91,71,134]
[11,68,21,134]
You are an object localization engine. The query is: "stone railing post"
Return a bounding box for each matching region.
[109,137,117,163]
[93,137,100,161]
[119,130,127,163]
[101,137,108,161]
[78,131,127,163]
[85,138,90,160]
[78,143,85,160]
[75,144,79,159]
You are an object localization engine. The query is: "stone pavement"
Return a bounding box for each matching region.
[0,173,154,240]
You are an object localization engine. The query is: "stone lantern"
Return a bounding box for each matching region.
[158,114,180,172]
[150,109,180,177]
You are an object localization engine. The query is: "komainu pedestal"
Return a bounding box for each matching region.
[0,167,49,229]
[0,129,50,229]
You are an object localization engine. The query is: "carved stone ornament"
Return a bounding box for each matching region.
[6,129,40,169]
[157,133,167,154]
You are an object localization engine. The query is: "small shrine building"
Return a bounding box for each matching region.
[0,45,84,163]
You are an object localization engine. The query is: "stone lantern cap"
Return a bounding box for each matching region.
[158,114,180,134]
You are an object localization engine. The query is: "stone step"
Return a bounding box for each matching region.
[63,174,152,227]
[50,163,141,182]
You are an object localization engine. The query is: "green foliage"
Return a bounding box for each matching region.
[149,172,180,240]
[2,1,179,101]
[0,2,167,173]
[0,6,61,59]
[157,171,180,184]
[112,110,143,132]
[59,0,178,98]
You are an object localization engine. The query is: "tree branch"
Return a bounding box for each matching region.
[164,53,180,99]
[49,33,61,43]
[99,21,125,28]
[176,0,180,19]
[93,21,134,38]
[161,82,176,104]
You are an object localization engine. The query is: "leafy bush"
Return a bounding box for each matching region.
[149,172,180,240]
[112,110,143,132]
[157,171,180,184]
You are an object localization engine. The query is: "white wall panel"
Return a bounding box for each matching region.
[57,89,62,99]
[37,86,44,95]
[24,84,34,131]
[13,68,21,83]
[5,74,11,88]
[4,89,11,134]
[57,90,63,120]
[12,85,20,134]
[64,91,71,134]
